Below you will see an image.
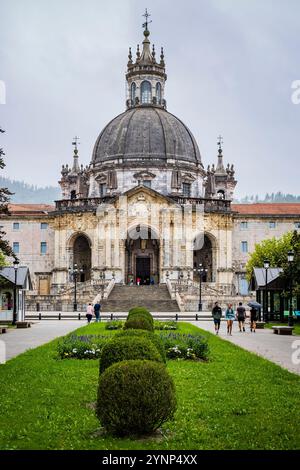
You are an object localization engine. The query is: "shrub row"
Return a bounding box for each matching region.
[96,307,176,436]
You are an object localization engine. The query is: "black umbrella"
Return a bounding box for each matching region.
[247,301,262,309]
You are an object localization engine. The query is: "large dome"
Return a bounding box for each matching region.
[92,106,202,166]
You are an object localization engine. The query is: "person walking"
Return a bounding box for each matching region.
[212,301,222,335]
[86,303,93,324]
[236,302,246,332]
[94,302,101,323]
[225,303,235,335]
[250,307,258,333]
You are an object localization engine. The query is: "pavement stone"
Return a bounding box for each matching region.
[190,320,300,375]
[1,320,85,361]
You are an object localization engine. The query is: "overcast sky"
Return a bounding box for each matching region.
[0,0,299,198]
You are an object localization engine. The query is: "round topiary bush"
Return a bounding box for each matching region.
[115,329,166,363]
[128,307,154,325]
[99,335,162,373]
[96,359,177,436]
[124,315,154,332]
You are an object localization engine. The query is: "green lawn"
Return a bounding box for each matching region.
[265,322,300,335]
[0,322,299,450]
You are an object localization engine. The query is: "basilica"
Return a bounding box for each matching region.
[2,17,300,313]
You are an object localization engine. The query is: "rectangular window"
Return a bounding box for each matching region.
[182,183,191,197]
[142,180,151,188]
[240,221,248,230]
[13,242,19,254]
[40,242,47,255]
[295,222,300,229]
[100,183,107,197]
[41,223,48,229]
[241,241,248,253]
[269,221,276,229]
[13,222,20,230]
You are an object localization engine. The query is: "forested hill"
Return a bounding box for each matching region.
[0,176,60,203]
[234,192,300,203]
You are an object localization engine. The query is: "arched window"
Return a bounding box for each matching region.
[141,80,151,104]
[131,82,136,103]
[156,82,161,103]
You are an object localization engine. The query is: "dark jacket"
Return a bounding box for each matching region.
[212,306,222,320]
[94,303,101,315]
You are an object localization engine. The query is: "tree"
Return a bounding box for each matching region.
[246,230,300,296]
[246,231,295,281]
[280,231,300,296]
[0,127,17,261]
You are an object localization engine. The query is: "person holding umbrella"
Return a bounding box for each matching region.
[247,301,262,333]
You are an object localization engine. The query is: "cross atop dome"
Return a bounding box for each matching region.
[142,8,152,36]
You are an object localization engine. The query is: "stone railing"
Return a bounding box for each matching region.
[54,196,114,212]
[170,196,232,213]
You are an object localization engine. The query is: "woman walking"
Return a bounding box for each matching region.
[250,307,258,333]
[86,303,93,324]
[225,303,235,335]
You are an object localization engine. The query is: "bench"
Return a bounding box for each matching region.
[255,322,265,329]
[16,321,31,329]
[272,326,294,336]
[0,325,8,334]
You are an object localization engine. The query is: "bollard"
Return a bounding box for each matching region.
[78,312,81,320]
[39,312,42,321]
[175,313,178,322]
[196,313,198,321]
[58,312,61,320]
[110,313,113,321]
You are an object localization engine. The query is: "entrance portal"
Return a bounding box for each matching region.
[136,257,151,285]
[72,234,92,282]
[125,226,159,284]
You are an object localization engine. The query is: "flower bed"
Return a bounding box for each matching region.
[154,320,178,330]
[57,334,109,359]
[105,320,124,330]
[158,332,209,360]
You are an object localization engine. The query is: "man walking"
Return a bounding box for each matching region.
[212,301,222,335]
[94,302,101,323]
[236,302,246,332]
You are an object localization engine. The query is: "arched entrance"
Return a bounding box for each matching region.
[125,226,160,285]
[193,234,215,282]
[72,234,92,282]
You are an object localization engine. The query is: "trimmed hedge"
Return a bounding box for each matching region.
[127,307,154,325]
[124,315,154,332]
[115,329,166,363]
[96,359,177,436]
[99,335,162,373]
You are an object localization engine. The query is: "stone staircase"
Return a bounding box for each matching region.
[101,285,180,312]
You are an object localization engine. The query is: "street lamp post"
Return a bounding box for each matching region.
[99,270,105,300]
[193,263,208,312]
[263,259,270,323]
[69,263,83,311]
[12,260,19,325]
[287,250,294,327]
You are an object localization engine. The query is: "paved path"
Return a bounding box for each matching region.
[190,320,300,375]
[1,321,84,361]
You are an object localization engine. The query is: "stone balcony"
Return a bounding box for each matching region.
[54,195,232,214]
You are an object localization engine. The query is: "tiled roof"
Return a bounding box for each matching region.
[232,203,300,215]
[7,204,55,215]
